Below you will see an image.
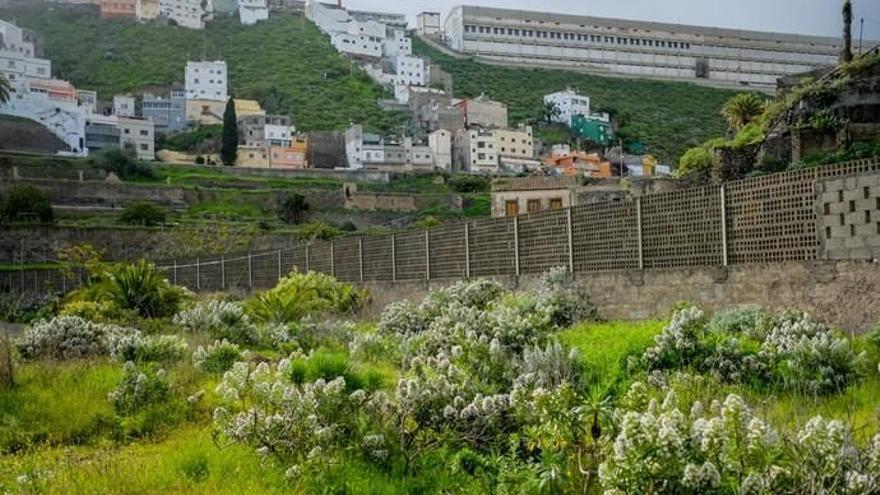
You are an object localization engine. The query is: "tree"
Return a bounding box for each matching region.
[118,201,167,226]
[543,100,562,124]
[0,73,10,105]
[841,0,853,64]
[277,193,309,225]
[221,98,238,166]
[0,185,53,223]
[721,93,765,134]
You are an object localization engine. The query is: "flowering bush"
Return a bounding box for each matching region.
[377,300,429,337]
[192,340,243,374]
[108,362,170,415]
[109,334,189,363]
[17,316,137,360]
[643,306,708,370]
[707,305,773,339]
[534,267,598,328]
[173,300,257,345]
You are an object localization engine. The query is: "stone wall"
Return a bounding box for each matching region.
[362,260,880,333]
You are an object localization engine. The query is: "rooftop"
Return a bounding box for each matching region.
[492,175,581,192]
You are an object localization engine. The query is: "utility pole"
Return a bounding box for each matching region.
[859,18,865,55]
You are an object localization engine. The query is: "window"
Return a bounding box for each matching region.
[549,198,563,210]
[527,199,541,213]
[139,144,149,151]
[505,201,519,217]
[139,130,149,136]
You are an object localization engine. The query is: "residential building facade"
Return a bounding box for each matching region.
[544,88,590,126]
[344,124,406,170]
[100,0,137,17]
[428,129,452,171]
[239,114,294,147]
[269,136,308,168]
[417,12,442,36]
[137,0,161,20]
[443,5,843,90]
[490,175,580,218]
[0,20,52,84]
[142,89,187,133]
[185,60,227,101]
[571,114,613,146]
[113,94,136,117]
[159,0,213,29]
[456,94,508,129]
[454,128,498,173]
[239,0,269,25]
[118,116,156,160]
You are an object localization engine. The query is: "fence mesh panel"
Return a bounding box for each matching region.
[642,186,723,268]
[308,241,333,276]
[571,201,640,272]
[429,224,467,280]
[517,209,569,274]
[363,236,394,281]
[468,216,516,277]
[394,231,427,281]
[332,238,361,283]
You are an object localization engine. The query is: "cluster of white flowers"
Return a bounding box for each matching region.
[173,300,256,345]
[108,361,170,415]
[109,333,189,363]
[18,316,139,360]
[643,306,706,369]
[192,339,243,374]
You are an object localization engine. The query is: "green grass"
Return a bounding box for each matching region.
[413,37,742,163]
[0,3,407,134]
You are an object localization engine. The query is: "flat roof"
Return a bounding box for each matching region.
[454,5,851,47]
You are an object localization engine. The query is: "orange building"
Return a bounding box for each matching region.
[100,0,137,18]
[28,79,78,102]
[544,150,612,178]
[268,136,309,169]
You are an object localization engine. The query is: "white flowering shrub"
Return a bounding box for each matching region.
[534,266,598,328]
[108,362,170,415]
[109,334,189,363]
[192,340,243,374]
[643,306,707,370]
[17,316,138,360]
[707,305,773,338]
[173,300,257,345]
[377,300,429,337]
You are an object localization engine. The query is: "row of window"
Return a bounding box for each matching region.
[464,25,692,50]
[504,198,564,217]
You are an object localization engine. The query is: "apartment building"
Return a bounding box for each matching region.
[269,136,308,169]
[185,60,227,101]
[100,0,137,17]
[344,124,406,170]
[417,12,442,37]
[383,29,412,58]
[428,129,452,171]
[239,0,269,25]
[0,20,51,84]
[454,128,498,173]
[392,55,426,87]
[76,90,98,114]
[443,5,843,90]
[142,88,186,133]
[113,94,136,117]
[118,116,156,161]
[239,114,294,147]
[456,95,508,129]
[159,0,213,29]
[544,88,591,126]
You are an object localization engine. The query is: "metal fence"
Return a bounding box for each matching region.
[3,157,880,295]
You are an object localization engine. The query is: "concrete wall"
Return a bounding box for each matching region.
[818,172,880,260]
[363,260,880,333]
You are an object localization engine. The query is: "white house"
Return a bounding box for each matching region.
[185,60,227,102]
[0,20,52,85]
[159,0,213,29]
[113,95,136,117]
[393,55,426,87]
[544,88,591,126]
[2,78,87,155]
[383,29,411,58]
[238,0,268,25]
[454,128,498,174]
[428,129,452,171]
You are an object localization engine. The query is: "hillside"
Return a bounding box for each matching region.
[0,2,405,133]
[414,37,741,162]
[0,115,67,154]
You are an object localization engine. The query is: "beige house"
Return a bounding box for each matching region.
[456,94,507,129]
[494,124,534,159]
[118,117,156,161]
[185,99,265,126]
[453,128,498,173]
[491,176,580,218]
[138,0,160,19]
[236,145,270,168]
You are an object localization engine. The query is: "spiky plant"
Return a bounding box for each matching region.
[721,93,766,133]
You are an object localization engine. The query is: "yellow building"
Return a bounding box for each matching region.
[236,145,270,168]
[137,0,160,20]
[185,99,265,126]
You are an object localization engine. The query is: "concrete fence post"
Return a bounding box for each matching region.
[425,230,431,281]
[277,249,283,282]
[248,252,253,288]
[358,238,364,283]
[720,185,729,267]
[513,217,521,277]
[305,245,310,272]
[464,223,471,279]
[566,208,575,273]
[221,255,226,289]
[196,257,201,292]
[636,197,644,270]
[173,259,178,285]
[391,234,397,282]
[330,241,335,277]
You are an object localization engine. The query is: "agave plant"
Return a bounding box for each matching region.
[105,260,188,318]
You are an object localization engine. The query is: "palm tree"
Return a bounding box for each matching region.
[721,93,766,134]
[543,100,561,124]
[0,73,11,105]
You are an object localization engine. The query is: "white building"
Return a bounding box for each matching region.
[428,129,452,171]
[544,89,591,126]
[159,0,213,29]
[113,95,136,117]
[0,20,52,85]
[417,12,442,37]
[238,0,268,25]
[185,60,227,102]
[118,116,156,161]
[454,128,498,173]
[383,29,411,58]
[344,124,406,170]
[404,138,434,169]
[2,78,87,155]
[443,5,847,90]
[393,55,426,87]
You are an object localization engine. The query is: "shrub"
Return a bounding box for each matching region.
[377,300,429,337]
[245,271,367,324]
[707,305,772,339]
[0,185,53,223]
[297,221,340,241]
[448,175,489,193]
[108,362,170,415]
[105,260,189,318]
[173,299,256,345]
[17,316,136,360]
[118,201,167,227]
[534,267,598,327]
[110,334,189,363]
[192,340,243,374]
[277,193,308,225]
[58,299,136,324]
[675,145,714,179]
[643,306,708,370]
[90,147,156,180]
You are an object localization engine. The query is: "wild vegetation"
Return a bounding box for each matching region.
[2,260,880,493]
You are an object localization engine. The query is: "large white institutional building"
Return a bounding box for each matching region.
[443,5,844,90]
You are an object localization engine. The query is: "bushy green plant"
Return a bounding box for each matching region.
[675,145,714,178]
[90,147,156,180]
[245,271,367,324]
[0,185,53,223]
[118,201,167,227]
[104,260,189,318]
[173,299,256,345]
[448,175,489,193]
[297,221,340,241]
[58,299,136,324]
[109,334,189,363]
[192,340,242,374]
[534,267,598,327]
[277,193,308,225]
[108,362,170,415]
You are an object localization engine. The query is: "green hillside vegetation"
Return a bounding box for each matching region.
[414,38,742,162]
[0,2,405,133]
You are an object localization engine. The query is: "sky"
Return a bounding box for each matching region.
[341,0,880,42]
